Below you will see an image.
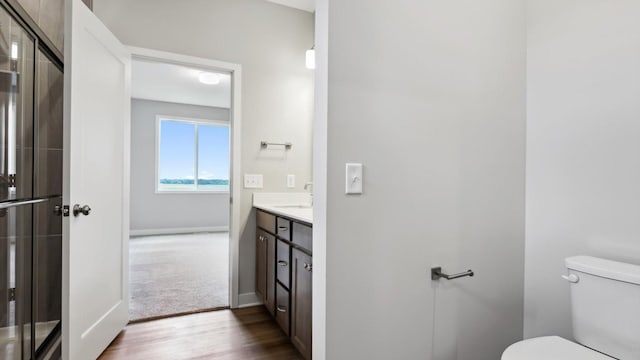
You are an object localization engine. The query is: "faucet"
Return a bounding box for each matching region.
[304,182,313,206]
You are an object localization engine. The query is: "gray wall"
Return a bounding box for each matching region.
[130,99,230,232]
[95,0,314,297]
[322,0,526,359]
[524,0,640,339]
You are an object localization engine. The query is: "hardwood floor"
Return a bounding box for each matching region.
[99,306,303,360]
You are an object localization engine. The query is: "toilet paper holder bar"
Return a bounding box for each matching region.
[431,267,474,281]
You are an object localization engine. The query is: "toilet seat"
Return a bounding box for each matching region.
[502,336,614,360]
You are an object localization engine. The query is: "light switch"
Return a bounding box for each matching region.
[345,163,363,194]
[287,174,296,188]
[244,174,263,189]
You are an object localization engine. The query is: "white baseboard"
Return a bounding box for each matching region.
[238,292,262,308]
[130,226,229,237]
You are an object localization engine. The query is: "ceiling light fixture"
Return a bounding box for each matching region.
[198,72,221,85]
[305,47,316,70]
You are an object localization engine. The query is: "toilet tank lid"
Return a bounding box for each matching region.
[566,256,640,285]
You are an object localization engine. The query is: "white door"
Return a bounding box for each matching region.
[62,0,131,358]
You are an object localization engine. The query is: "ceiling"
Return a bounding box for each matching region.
[131,60,231,109]
[266,0,315,12]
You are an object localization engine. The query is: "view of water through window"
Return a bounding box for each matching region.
[158,118,230,192]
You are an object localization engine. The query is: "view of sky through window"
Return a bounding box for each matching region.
[158,118,229,192]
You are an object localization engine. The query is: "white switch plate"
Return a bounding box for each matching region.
[244,174,263,188]
[287,174,296,188]
[345,163,363,194]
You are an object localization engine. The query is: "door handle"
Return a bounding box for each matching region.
[73,204,91,217]
[431,267,474,281]
[278,260,288,267]
[276,305,287,313]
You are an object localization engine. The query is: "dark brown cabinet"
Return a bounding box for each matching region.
[291,248,312,360]
[256,209,312,360]
[256,229,275,315]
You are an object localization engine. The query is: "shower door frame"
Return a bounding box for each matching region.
[128,46,243,309]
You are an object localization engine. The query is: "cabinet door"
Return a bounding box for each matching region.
[255,230,267,302]
[265,232,276,315]
[256,229,276,314]
[291,248,312,360]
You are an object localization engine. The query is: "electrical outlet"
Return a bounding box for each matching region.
[287,174,296,188]
[244,174,263,189]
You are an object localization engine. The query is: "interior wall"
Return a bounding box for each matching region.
[130,99,230,233]
[322,0,526,359]
[524,0,640,339]
[94,0,314,300]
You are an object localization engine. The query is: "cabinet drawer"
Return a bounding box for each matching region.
[292,222,312,252]
[257,210,276,233]
[276,217,292,241]
[277,240,291,289]
[275,283,290,336]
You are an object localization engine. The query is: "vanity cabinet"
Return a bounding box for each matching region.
[256,209,312,360]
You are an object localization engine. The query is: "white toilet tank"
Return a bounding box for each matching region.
[566,256,640,359]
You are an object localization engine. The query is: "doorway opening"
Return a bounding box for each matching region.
[127,48,241,322]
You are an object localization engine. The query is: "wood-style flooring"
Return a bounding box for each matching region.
[99,306,303,360]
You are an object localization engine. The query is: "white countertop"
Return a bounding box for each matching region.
[253,192,313,224]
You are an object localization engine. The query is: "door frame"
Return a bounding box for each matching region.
[128,46,242,308]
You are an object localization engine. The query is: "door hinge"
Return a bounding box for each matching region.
[8,174,15,188]
[62,205,70,217]
[8,288,15,302]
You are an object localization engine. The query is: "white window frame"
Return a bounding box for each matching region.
[155,114,230,194]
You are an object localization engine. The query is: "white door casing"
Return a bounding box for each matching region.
[127,46,242,308]
[62,0,131,358]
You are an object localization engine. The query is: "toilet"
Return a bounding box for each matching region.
[502,256,640,360]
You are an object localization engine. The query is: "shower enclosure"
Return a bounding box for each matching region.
[0,2,63,359]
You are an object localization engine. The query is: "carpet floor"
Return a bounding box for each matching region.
[129,232,229,321]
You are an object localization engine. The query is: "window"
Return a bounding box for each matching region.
[156,116,230,193]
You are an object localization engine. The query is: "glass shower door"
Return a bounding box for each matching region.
[32,48,63,357]
[0,6,36,360]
